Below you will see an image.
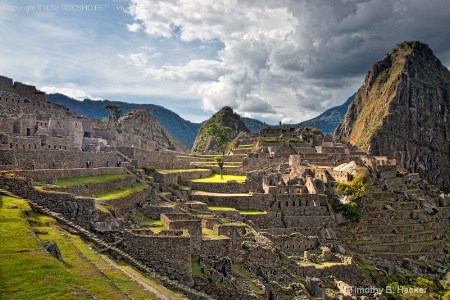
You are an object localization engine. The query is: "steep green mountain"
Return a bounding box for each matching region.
[192,106,249,152]
[335,41,450,189]
[46,94,200,148]
[299,94,355,135]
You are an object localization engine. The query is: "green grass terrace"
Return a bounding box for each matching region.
[94,181,147,201]
[191,174,246,183]
[156,168,211,174]
[207,206,267,215]
[35,174,133,187]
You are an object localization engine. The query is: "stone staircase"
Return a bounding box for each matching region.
[26,199,214,300]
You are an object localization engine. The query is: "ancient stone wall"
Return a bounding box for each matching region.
[117,147,192,169]
[9,166,125,180]
[0,116,13,133]
[214,224,248,250]
[243,212,284,229]
[122,229,192,284]
[154,169,212,185]
[142,205,176,219]
[192,194,265,211]
[44,175,135,196]
[242,156,286,171]
[284,216,331,228]
[107,187,152,217]
[161,213,202,253]
[0,175,96,228]
[264,233,319,254]
[0,149,119,170]
[201,238,231,257]
[189,182,248,194]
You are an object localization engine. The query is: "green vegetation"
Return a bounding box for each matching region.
[48,174,132,188]
[335,176,366,200]
[208,206,237,212]
[191,173,246,183]
[329,194,362,223]
[142,166,156,175]
[238,210,267,215]
[0,195,166,299]
[157,168,210,174]
[191,256,204,275]
[202,228,227,240]
[205,123,233,179]
[94,181,146,201]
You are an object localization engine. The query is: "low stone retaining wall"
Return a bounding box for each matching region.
[0,149,119,170]
[106,188,153,217]
[191,194,263,210]
[44,175,135,196]
[122,230,193,285]
[0,175,96,228]
[190,181,248,194]
[5,167,126,180]
[154,169,212,185]
[201,239,231,256]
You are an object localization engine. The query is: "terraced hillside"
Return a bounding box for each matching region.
[0,192,187,300]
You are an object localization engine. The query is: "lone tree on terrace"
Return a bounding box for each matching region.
[206,123,232,179]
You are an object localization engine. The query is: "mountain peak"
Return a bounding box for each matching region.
[335,41,450,188]
[192,106,249,152]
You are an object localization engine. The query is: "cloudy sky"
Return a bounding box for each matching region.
[1,0,450,123]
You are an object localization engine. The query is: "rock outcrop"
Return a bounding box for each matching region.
[335,41,450,189]
[118,109,186,151]
[192,106,249,152]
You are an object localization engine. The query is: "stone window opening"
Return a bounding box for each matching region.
[9,143,12,148]
[22,145,25,149]
[54,145,56,149]
[15,144,18,149]
[28,144,31,149]
[34,144,37,149]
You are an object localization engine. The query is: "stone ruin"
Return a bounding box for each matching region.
[1,75,449,299]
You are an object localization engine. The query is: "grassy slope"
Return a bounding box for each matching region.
[94,181,147,201]
[47,174,132,188]
[0,194,186,300]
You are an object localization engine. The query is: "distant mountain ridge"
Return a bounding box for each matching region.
[46,94,200,148]
[46,93,354,148]
[298,94,355,135]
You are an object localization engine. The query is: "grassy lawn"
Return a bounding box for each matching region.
[238,210,267,215]
[140,218,165,234]
[94,182,147,201]
[157,168,210,174]
[191,173,246,183]
[202,228,228,240]
[48,174,132,188]
[208,206,238,212]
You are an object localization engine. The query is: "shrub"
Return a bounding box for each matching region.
[142,166,155,175]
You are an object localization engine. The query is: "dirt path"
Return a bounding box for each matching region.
[99,255,173,300]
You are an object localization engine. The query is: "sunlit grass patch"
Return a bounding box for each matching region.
[207,206,238,212]
[238,210,267,215]
[94,182,147,201]
[50,174,132,187]
[191,174,246,183]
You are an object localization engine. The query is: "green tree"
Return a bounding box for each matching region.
[103,104,121,122]
[206,123,232,179]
